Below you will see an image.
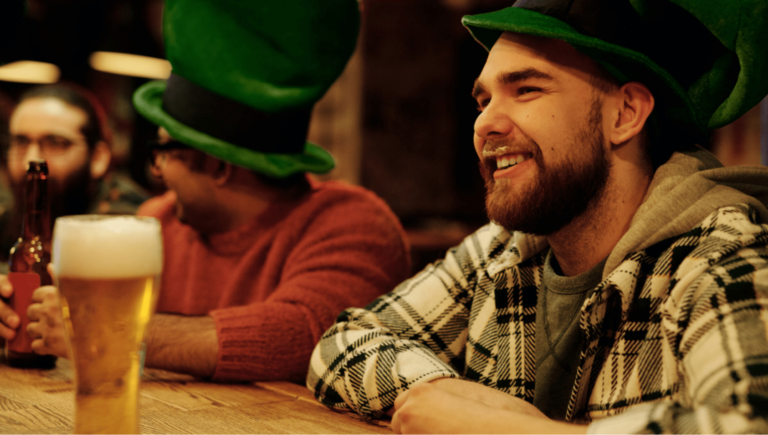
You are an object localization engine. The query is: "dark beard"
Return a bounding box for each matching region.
[2,162,92,258]
[479,95,612,236]
[10,160,92,226]
[54,163,92,218]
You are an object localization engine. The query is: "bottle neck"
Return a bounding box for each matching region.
[22,172,51,241]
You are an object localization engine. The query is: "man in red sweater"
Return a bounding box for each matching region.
[18,0,411,382]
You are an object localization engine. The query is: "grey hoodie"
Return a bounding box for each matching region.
[607,147,768,277]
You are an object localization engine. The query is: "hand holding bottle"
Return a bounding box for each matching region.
[27,283,68,358]
[5,160,56,368]
[0,276,21,341]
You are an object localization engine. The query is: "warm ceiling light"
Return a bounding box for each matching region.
[89,52,171,79]
[0,61,60,84]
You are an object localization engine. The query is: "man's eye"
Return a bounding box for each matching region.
[518,87,541,96]
[44,135,71,148]
[476,98,490,112]
[10,136,30,147]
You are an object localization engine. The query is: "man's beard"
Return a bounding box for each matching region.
[479,95,612,236]
[3,162,92,258]
[54,164,92,218]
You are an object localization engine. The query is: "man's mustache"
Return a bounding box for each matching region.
[479,137,541,171]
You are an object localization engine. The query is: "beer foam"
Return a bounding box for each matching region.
[53,216,163,279]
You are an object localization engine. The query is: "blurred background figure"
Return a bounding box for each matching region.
[0,84,149,269]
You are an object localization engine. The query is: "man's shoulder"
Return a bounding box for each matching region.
[653,204,768,290]
[675,204,767,256]
[298,179,405,228]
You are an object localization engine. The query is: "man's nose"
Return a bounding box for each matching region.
[474,105,513,141]
[23,143,43,163]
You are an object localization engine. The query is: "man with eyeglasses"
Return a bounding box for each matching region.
[18,0,410,384]
[0,83,149,346]
[3,84,148,230]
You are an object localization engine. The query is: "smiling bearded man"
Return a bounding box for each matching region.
[480,90,612,236]
[308,0,768,434]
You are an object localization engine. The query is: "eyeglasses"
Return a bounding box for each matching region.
[7,134,87,158]
[148,140,191,171]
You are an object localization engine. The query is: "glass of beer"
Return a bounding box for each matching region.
[52,215,162,434]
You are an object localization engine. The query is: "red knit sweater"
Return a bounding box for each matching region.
[138,179,410,382]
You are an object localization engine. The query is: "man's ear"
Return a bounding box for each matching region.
[89,141,111,180]
[211,159,232,187]
[609,82,654,146]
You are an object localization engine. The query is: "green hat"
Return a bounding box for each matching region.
[462,0,768,142]
[133,0,360,178]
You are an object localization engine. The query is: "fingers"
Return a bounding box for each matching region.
[26,305,46,353]
[27,316,68,359]
[27,300,41,322]
[391,408,402,434]
[26,287,68,359]
[29,287,60,328]
[0,320,17,341]
[0,275,12,299]
[26,318,41,340]
[29,336,67,358]
[0,302,19,340]
[29,337,46,354]
[31,286,58,304]
[0,274,20,340]
[28,287,56,323]
[1,305,19,329]
[393,389,410,411]
[390,389,411,434]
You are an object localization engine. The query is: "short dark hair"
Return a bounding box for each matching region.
[17,83,111,150]
[588,64,621,95]
[587,64,675,170]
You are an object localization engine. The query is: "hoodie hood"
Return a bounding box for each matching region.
[604,147,768,278]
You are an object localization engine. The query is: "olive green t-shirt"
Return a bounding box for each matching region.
[532,249,606,420]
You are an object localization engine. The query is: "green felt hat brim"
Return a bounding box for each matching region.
[462,8,708,138]
[133,80,334,178]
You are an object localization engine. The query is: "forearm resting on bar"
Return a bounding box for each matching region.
[145,313,218,378]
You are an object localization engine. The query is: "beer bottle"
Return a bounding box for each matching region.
[5,160,56,368]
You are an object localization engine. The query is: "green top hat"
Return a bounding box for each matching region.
[133,0,360,178]
[462,0,768,143]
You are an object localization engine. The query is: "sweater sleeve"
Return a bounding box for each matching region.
[305,226,495,418]
[207,187,410,383]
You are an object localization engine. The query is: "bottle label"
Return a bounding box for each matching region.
[7,272,41,353]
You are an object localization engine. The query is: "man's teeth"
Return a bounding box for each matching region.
[496,154,529,170]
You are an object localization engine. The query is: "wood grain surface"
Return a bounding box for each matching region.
[0,357,391,434]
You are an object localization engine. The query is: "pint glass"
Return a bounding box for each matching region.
[52,215,162,434]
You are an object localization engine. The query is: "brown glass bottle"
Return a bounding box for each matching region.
[6,160,56,368]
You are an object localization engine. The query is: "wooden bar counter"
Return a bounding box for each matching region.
[0,357,391,434]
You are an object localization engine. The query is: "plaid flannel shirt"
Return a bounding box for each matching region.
[308,204,768,433]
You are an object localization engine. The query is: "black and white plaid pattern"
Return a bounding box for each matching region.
[307,204,768,433]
